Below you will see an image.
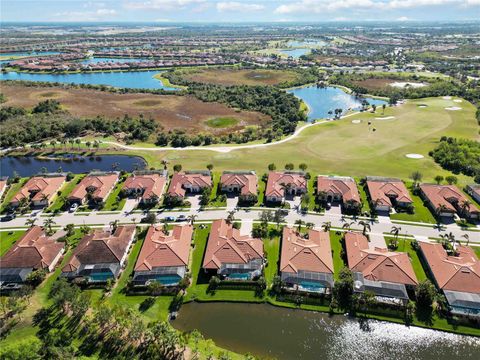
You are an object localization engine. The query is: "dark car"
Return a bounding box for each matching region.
[164,216,176,222]
[1,213,16,222]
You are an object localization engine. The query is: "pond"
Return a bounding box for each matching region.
[288,85,388,120]
[0,155,146,177]
[287,39,327,47]
[279,48,311,58]
[0,70,179,90]
[80,57,149,64]
[172,302,480,360]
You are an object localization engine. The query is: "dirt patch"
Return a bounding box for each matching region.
[0,84,270,134]
[352,78,430,91]
[179,68,299,86]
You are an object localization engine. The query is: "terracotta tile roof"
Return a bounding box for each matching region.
[317,175,360,203]
[220,172,257,196]
[0,226,64,270]
[345,232,418,286]
[123,173,167,201]
[202,219,264,270]
[0,179,7,196]
[135,225,193,271]
[420,184,479,215]
[11,175,65,204]
[167,171,212,197]
[280,227,334,275]
[419,241,480,293]
[62,225,135,272]
[68,173,118,202]
[366,177,412,207]
[265,172,307,198]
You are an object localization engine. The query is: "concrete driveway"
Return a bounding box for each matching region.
[325,204,342,216]
[226,195,238,210]
[187,195,201,210]
[240,219,253,236]
[369,233,387,250]
[123,198,139,213]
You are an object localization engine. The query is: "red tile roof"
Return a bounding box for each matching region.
[123,173,166,201]
[280,227,334,275]
[68,173,118,202]
[366,178,412,207]
[135,225,193,271]
[62,225,135,272]
[420,184,479,215]
[345,232,418,286]
[167,172,212,197]
[0,179,7,197]
[220,172,257,196]
[419,241,480,293]
[11,175,65,204]
[203,219,264,270]
[266,172,306,198]
[0,226,64,270]
[317,176,360,203]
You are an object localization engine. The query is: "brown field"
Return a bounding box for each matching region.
[0,84,270,134]
[179,68,300,86]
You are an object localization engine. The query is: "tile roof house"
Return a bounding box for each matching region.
[61,225,136,284]
[10,174,65,208]
[0,226,64,289]
[68,172,118,205]
[265,171,307,203]
[220,171,258,202]
[0,177,8,199]
[465,184,480,205]
[123,171,167,204]
[345,232,418,303]
[132,225,193,286]
[419,241,480,318]
[420,184,480,219]
[167,171,212,199]
[366,177,413,213]
[202,219,264,280]
[280,227,334,293]
[317,175,361,210]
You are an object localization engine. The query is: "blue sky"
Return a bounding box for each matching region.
[2,0,479,23]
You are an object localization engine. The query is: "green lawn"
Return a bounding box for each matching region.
[329,231,346,279]
[255,175,266,206]
[205,117,239,129]
[209,172,226,207]
[0,230,25,256]
[103,176,128,211]
[355,179,372,213]
[0,179,27,213]
[388,236,428,281]
[264,234,280,286]
[390,182,436,224]
[46,174,84,213]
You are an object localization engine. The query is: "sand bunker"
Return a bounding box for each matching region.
[418,105,428,108]
[445,107,462,111]
[375,116,395,120]
[406,154,424,159]
[443,96,452,100]
[390,82,427,89]
[351,120,361,124]
[453,99,462,103]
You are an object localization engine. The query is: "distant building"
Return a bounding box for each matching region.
[419,242,480,319]
[465,184,480,204]
[366,176,412,213]
[61,225,136,284]
[123,171,167,204]
[10,174,66,208]
[220,171,258,202]
[132,225,193,287]
[0,226,64,290]
[68,172,118,205]
[345,232,418,304]
[317,175,361,210]
[419,184,479,219]
[202,219,264,280]
[280,227,334,293]
[167,171,212,199]
[265,171,307,203]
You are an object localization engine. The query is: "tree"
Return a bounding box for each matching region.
[25,269,47,287]
[226,210,236,225]
[63,223,75,237]
[148,281,165,296]
[109,219,119,233]
[460,200,471,217]
[206,164,214,171]
[410,171,423,188]
[199,186,211,206]
[305,222,315,229]
[358,220,371,235]
[332,267,354,311]
[390,226,401,240]
[79,224,91,235]
[445,175,457,185]
[75,138,81,150]
[434,175,444,184]
[299,163,308,172]
[173,164,182,172]
[161,218,170,235]
[161,159,169,170]
[321,221,331,232]
[382,103,386,114]
[273,209,286,228]
[294,219,304,232]
[43,218,56,235]
[284,163,294,170]
[462,233,470,246]
[415,279,437,310]
[268,163,276,171]
[342,222,355,231]
[25,218,37,227]
[188,214,198,226]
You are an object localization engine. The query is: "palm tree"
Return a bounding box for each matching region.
[75,138,81,150]
[161,159,169,170]
[410,171,423,188]
[358,220,371,235]
[390,226,402,241]
[188,214,198,226]
[321,221,331,232]
[437,204,449,216]
[226,210,236,225]
[109,220,119,233]
[462,233,470,246]
[294,219,304,232]
[25,218,37,227]
[43,218,56,235]
[342,222,355,231]
[305,222,315,230]
[50,140,57,149]
[161,218,169,235]
[280,182,292,198]
[460,200,471,217]
[382,104,386,114]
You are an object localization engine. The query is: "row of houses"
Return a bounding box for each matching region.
[5,171,480,221]
[2,220,478,318]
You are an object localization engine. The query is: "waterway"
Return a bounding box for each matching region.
[81,57,148,64]
[288,85,387,120]
[0,155,146,177]
[0,51,61,59]
[172,302,480,360]
[0,70,178,90]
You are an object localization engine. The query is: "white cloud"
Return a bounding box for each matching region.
[53,7,117,21]
[123,0,205,11]
[216,2,265,12]
[396,16,410,20]
[96,8,117,15]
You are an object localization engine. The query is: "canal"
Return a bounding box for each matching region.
[172,302,480,360]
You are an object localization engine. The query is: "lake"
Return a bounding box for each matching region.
[172,302,480,360]
[288,85,388,120]
[0,70,179,90]
[0,155,146,177]
[287,39,327,47]
[279,48,311,58]
[0,51,61,59]
[81,57,148,64]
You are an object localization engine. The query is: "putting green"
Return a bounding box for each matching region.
[205,117,239,128]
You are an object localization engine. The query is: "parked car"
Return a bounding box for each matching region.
[69,203,79,213]
[164,216,176,222]
[176,215,187,222]
[326,202,332,210]
[1,213,16,222]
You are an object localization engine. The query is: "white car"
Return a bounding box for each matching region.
[69,203,79,213]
